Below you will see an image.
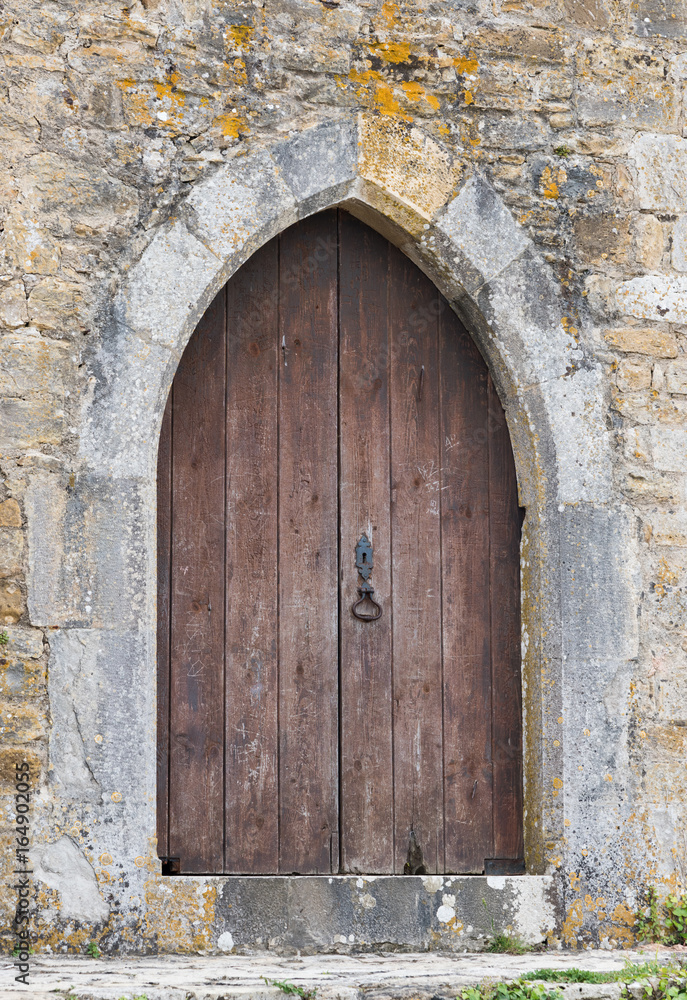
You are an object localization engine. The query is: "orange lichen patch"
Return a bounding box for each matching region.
[358,114,462,227]
[540,164,565,200]
[464,90,474,105]
[400,81,440,110]
[349,67,408,119]
[552,776,563,796]
[144,878,217,952]
[369,40,412,64]
[381,2,400,26]
[569,871,581,890]
[454,56,479,74]
[585,895,607,920]
[227,24,253,47]
[562,898,583,946]
[215,111,248,138]
[612,902,635,926]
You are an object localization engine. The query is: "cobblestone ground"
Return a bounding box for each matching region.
[2,947,686,1000]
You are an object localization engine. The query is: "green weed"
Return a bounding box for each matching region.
[486,934,531,955]
[460,981,563,1000]
[554,146,570,157]
[636,887,687,945]
[521,969,616,984]
[0,630,8,646]
[262,977,317,1000]
[85,940,101,958]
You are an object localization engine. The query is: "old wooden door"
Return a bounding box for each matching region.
[157,210,523,876]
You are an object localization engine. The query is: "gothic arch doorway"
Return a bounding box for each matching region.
[157,209,523,876]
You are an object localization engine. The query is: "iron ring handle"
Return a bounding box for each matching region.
[351,584,382,622]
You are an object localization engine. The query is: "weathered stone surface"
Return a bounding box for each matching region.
[26,473,149,629]
[671,215,687,271]
[577,44,678,129]
[0,580,24,624]
[616,274,687,324]
[0,499,21,527]
[273,119,358,212]
[650,425,687,471]
[358,116,462,229]
[438,174,528,282]
[186,151,297,263]
[666,359,687,393]
[31,836,109,923]
[604,326,678,356]
[28,277,92,333]
[629,135,687,212]
[0,281,28,328]
[0,527,24,578]
[633,214,664,269]
[118,220,221,348]
[574,213,632,266]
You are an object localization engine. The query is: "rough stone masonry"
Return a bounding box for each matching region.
[0,0,686,957]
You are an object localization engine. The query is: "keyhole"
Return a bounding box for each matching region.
[362,552,367,564]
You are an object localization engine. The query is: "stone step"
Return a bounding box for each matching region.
[1,947,685,1000]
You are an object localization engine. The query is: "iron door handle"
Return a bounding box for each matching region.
[351,534,382,621]
[352,581,382,621]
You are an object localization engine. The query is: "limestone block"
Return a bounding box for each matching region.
[633,214,664,269]
[28,277,92,333]
[3,207,60,274]
[0,500,21,527]
[0,528,24,579]
[650,425,687,472]
[21,152,138,232]
[0,581,24,624]
[358,116,462,229]
[651,512,687,546]
[615,359,652,391]
[671,215,687,271]
[604,326,678,357]
[0,699,45,742]
[26,473,149,629]
[273,119,357,212]
[118,220,221,348]
[0,399,65,449]
[633,0,687,38]
[0,282,28,328]
[573,214,632,266]
[563,0,610,29]
[616,274,687,324]
[31,836,109,923]
[0,329,72,397]
[577,44,678,129]
[1,625,43,659]
[629,135,687,212]
[0,637,46,700]
[666,360,687,393]
[560,505,640,662]
[438,175,529,283]
[186,151,297,263]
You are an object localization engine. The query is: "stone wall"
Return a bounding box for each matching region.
[0,0,686,955]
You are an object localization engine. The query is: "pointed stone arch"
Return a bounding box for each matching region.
[26,114,638,951]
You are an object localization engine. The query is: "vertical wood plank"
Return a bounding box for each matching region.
[338,211,394,874]
[488,376,524,861]
[156,391,173,860]
[278,212,339,873]
[168,290,226,873]
[388,248,444,875]
[224,242,280,873]
[440,307,493,873]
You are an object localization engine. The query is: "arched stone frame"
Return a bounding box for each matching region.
[26,114,639,951]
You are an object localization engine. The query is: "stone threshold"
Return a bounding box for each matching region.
[2,947,684,1000]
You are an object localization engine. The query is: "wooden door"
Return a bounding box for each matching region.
[157,210,523,875]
